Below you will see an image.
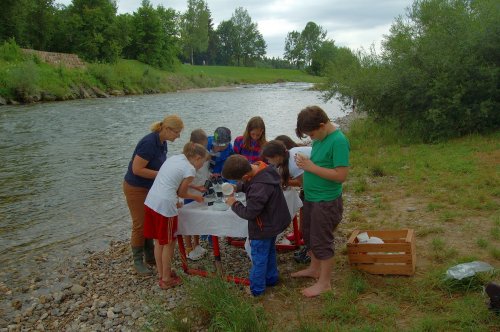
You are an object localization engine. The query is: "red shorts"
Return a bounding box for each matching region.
[144,205,178,245]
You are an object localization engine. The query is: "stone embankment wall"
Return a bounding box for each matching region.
[21,49,86,68]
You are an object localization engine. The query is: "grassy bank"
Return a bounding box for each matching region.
[0,45,323,104]
[148,119,499,331]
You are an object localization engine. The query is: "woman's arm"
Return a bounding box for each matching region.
[131,155,158,179]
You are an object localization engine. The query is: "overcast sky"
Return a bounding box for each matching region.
[57,0,414,58]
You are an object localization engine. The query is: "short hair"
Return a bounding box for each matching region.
[183,142,208,159]
[222,155,252,180]
[295,106,330,139]
[190,128,208,145]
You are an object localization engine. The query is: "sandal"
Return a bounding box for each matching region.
[159,277,182,290]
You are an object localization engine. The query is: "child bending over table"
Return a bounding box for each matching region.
[222,155,290,296]
[144,142,207,289]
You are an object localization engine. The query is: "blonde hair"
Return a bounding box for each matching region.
[150,115,184,133]
[183,142,208,159]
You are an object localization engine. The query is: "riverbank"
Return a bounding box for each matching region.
[0,46,323,106]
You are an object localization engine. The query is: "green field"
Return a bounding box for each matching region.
[0,48,323,104]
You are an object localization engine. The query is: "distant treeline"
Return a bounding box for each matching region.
[0,0,292,69]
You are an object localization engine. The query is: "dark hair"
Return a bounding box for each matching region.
[242,116,267,149]
[190,128,208,145]
[295,106,330,139]
[222,155,252,180]
[275,135,298,150]
[261,140,290,188]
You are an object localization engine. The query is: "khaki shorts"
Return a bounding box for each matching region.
[302,196,343,260]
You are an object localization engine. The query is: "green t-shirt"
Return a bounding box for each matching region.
[303,129,350,202]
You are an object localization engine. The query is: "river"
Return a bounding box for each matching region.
[0,82,345,290]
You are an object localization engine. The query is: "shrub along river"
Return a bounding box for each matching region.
[0,82,345,290]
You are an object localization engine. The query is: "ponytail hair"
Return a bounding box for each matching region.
[261,140,291,188]
[183,142,208,159]
[150,114,184,133]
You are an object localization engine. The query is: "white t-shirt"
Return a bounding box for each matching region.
[145,154,196,217]
[288,146,312,179]
[187,160,210,196]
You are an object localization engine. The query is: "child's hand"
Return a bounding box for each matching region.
[193,185,206,193]
[194,195,204,203]
[176,200,184,208]
[225,196,236,206]
[295,153,313,171]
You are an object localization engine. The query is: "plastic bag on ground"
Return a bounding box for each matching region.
[445,261,494,280]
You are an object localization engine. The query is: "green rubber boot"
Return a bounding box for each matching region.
[132,247,151,275]
[144,239,156,265]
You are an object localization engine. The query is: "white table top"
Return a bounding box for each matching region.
[177,189,303,237]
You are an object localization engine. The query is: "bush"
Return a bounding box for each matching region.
[324,0,500,142]
[0,39,24,62]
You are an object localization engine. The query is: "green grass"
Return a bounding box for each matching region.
[142,99,500,331]
[178,64,323,85]
[145,275,268,331]
[0,40,323,103]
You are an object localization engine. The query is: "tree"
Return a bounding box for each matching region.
[301,22,327,66]
[0,0,30,46]
[181,0,209,65]
[308,39,338,76]
[230,7,266,66]
[215,20,236,65]
[284,31,305,69]
[67,0,122,62]
[324,0,500,141]
[127,0,179,70]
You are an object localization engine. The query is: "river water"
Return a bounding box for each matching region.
[0,82,345,290]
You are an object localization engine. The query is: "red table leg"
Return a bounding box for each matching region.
[177,235,249,285]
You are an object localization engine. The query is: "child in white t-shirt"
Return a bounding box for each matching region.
[144,142,208,289]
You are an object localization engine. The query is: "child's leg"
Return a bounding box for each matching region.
[193,235,200,247]
[154,240,163,280]
[291,201,320,278]
[300,198,342,297]
[184,235,193,254]
[291,254,321,278]
[249,239,272,296]
[302,256,333,297]
[161,241,176,282]
[265,236,279,286]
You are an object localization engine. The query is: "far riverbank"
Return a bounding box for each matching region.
[0,47,323,106]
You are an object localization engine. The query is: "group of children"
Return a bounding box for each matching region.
[141,107,350,297]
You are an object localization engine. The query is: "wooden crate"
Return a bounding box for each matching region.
[347,229,416,276]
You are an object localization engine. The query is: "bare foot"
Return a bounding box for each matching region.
[301,282,331,298]
[291,268,320,279]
